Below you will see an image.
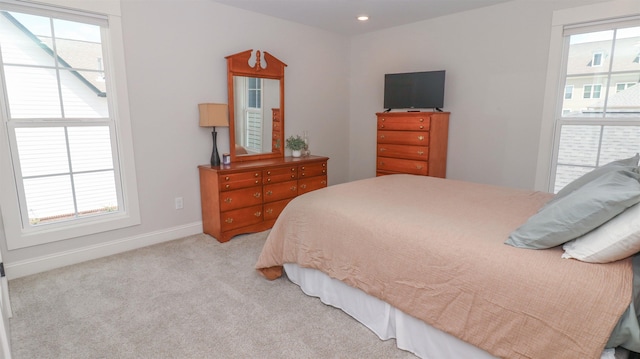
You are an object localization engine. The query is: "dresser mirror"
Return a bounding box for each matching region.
[226,49,287,162]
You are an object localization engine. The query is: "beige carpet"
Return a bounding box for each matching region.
[8,231,415,358]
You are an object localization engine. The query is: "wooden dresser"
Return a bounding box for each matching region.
[376,111,450,177]
[198,155,328,242]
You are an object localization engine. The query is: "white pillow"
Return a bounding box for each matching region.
[562,202,640,263]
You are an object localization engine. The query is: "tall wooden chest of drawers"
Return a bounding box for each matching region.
[376,112,449,177]
[198,155,328,242]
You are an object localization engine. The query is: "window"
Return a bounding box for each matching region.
[564,85,573,99]
[616,82,637,92]
[0,2,140,249]
[582,84,603,98]
[548,20,640,193]
[591,52,603,66]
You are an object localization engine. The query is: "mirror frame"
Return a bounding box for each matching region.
[226,49,287,163]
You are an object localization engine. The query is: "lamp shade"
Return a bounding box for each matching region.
[199,103,229,127]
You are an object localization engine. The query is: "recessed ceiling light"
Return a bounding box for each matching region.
[357,15,369,21]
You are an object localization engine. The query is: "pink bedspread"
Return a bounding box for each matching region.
[255,175,633,359]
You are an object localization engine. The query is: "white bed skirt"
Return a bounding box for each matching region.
[283,263,626,359]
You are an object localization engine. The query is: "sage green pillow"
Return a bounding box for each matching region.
[506,168,640,250]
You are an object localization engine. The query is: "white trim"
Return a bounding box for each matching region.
[5,222,204,279]
[534,0,640,191]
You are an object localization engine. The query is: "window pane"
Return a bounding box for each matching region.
[68,126,113,172]
[15,127,69,177]
[562,74,609,117]
[74,171,117,214]
[557,125,601,166]
[52,18,103,70]
[60,69,108,118]
[567,30,613,75]
[23,174,74,224]
[605,74,640,118]
[4,65,61,118]
[612,26,640,72]
[600,126,640,164]
[0,11,54,66]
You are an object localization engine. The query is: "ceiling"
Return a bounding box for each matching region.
[211,0,513,36]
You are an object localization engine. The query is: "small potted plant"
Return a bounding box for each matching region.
[286,135,306,157]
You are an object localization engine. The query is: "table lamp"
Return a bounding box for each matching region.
[199,103,229,166]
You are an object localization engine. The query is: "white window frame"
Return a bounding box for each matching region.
[535,1,640,192]
[0,0,140,250]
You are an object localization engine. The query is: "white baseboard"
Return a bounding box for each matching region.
[5,222,203,280]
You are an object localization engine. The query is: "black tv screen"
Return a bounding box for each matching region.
[383,70,445,110]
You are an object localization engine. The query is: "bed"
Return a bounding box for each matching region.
[255,172,640,359]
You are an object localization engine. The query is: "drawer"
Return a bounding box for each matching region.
[377,131,430,146]
[264,166,297,184]
[299,161,327,178]
[264,198,293,221]
[219,186,263,212]
[377,116,430,131]
[264,180,298,203]
[377,144,429,161]
[221,205,263,231]
[219,171,262,191]
[377,157,428,175]
[298,175,328,195]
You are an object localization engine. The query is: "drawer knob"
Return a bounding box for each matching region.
[267,171,271,175]
[300,184,307,189]
[301,166,305,170]
[418,135,424,141]
[291,168,295,172]
[417,150,425,155]
[254,173,259,177]
[322,169,326,173]
[381,118,385,122]
[255,180,259,184]
[419,125,424,129]
[321,180,327,185]
[380,135,385,139]
[254,192,261,198]
[416,165,423,170]
[267,178,271,182]
[224,197,232,203]
[322,163,326,167]
[225,184,230,189]
[266,208,273,214]
[291,174,296,178]
[380,124,385,128]
[254,211,261,217]
[225,218,234,224]
[266,190,273,196]
[379,147,386,152]
[301,173,305,176]
[290,186,297,191]
[419,118,424,122]
[379,161,385,166]
[225,176,230,181]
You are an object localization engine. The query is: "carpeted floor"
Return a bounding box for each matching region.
[7,231,415,358]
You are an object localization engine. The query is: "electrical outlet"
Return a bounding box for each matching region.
[175,197,183,210]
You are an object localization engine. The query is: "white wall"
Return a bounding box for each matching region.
[348,0,611,188]
[0,0,349,276]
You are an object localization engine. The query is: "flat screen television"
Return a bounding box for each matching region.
[383,70,445,111]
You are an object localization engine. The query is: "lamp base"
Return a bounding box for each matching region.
[211,129,221,167]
